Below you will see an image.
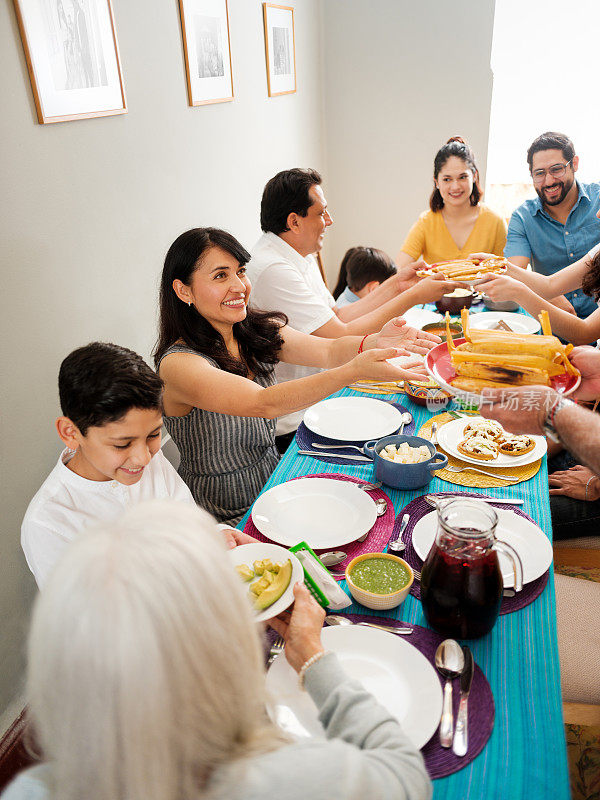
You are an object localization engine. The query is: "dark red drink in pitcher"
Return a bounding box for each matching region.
[421,500,523,639]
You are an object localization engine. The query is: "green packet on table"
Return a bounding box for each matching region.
[290,541,351,611]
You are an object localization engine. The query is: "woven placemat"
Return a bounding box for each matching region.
[295,402,415,466]
[244,473,395,565]
[394,494,549,614]
[264,617,494,779]
[419,412,542,488]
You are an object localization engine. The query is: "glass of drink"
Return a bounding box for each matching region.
[420,499,523,639]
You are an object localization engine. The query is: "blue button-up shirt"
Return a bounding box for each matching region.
[505,180,600,318]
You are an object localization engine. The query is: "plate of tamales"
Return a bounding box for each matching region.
[425,308,581,401]
[416,256,508,286]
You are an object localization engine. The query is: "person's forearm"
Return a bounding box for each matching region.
[334,286,425,336]
[506,264,555,297]
[515,286,594,344]
[336,276,416,322]
[555,402,600,477]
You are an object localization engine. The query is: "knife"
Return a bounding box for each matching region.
[425,493,524,507]
[356,622,413,636]
[296,449,371,463]
[452,645,474,756]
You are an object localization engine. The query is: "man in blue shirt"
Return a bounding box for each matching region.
[505,132,600,319]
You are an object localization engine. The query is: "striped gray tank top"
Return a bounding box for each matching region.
[157,344,280,525]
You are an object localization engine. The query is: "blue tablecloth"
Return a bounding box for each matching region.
[239,386,570,799]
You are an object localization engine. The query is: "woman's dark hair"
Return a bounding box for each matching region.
[581,248,600,302]
[526,132,575,170]
[332,247,397,300]
[429,137,482,212]
[153,228,287,379]
[59,342,164,435]
[260,168,322,235]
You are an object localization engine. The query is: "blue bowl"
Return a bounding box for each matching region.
[363,434,448,490]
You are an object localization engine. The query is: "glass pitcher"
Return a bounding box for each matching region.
[420,499,523,639]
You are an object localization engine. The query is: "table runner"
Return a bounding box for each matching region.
[241,384,569,798]
[391,494,549,614]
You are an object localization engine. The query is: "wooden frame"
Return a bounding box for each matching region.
[13,0,126,124]
[262,3,296,97]
[178,0,234,107]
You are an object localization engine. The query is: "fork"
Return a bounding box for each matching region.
[444,464,520,482]
[312,442,365,454]
[267,636,285,666]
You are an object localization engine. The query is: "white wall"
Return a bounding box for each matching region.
[0,0,324,717]
[320,0,496,281]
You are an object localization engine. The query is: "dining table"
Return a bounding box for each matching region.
[238,305,571,799]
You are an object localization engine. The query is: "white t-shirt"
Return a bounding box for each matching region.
[21,449,195,588]
[247,232,336,434]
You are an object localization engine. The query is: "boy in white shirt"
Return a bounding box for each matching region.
[22,342,251,588]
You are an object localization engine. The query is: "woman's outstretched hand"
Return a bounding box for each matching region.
[374,316,441,354]
[269,583,325,672]
[352,347,430,383]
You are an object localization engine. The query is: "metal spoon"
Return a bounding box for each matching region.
[398,411,413,434]
[387,513,409,553]
[435,639,465,748]
[324,615,413,635]
[320,551,347,568]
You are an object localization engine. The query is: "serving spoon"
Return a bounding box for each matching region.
[435,639,465,748]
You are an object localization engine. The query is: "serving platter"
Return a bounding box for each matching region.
[266,624,443,749]
[425,339,580,402]
[435,416,547,467]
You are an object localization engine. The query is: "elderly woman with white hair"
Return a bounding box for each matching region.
[2,501,431,800]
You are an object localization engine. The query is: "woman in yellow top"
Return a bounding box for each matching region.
[397,137,507,267]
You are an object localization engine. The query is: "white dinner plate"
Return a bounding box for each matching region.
[411,508,553,588]
[401,307,443,330]
[468,311,541,335]
[436,416,547,468]
[229,543,304,624]
[251,478,378,549]
[303,396,402,441]
[266,625,443,749]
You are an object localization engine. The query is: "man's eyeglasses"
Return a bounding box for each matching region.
[531,160,573,184]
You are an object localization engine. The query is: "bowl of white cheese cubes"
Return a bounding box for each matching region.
[363,435,448,489]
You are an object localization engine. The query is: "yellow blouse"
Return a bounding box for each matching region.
[401,205,507,264]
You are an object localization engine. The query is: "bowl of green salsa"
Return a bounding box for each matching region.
[345,553,414,610]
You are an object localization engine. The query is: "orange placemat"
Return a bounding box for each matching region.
[418,412,542,488]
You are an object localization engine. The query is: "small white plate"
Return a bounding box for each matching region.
[436,416,547,467]
[468,311,541,335]
[401,308,443,330]
[252,478,378,549]
[229,542,304,623]
[266,625,443,749]
[303,396,402,441]
[411,508,553,587]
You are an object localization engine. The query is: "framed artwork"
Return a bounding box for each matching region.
[13,0,126,124]
[179,0,234,106]
[262,3,296,97]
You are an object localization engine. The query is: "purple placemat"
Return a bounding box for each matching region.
[264,617,494,779]
[393,493,549,613]
[244,473,395,567]
[295,401,415,465]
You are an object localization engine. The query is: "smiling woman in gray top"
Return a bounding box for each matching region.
[2,501,431,800]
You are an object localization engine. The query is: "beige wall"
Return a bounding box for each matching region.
[320,0,496,281]
[0,0,324,717]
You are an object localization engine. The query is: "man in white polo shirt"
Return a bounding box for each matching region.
[247,168,452,451]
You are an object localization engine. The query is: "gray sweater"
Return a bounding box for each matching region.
[2,653,432,800]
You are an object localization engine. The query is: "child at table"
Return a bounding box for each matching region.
[21,342,251,588]
[333,247,398,308]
